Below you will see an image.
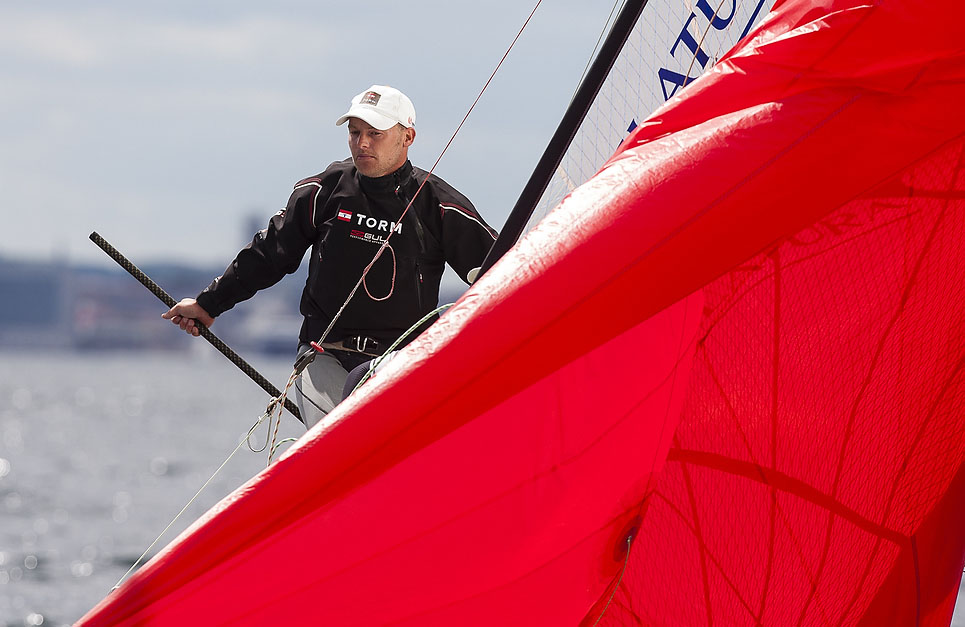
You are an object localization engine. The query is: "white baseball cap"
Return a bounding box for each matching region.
[335,85,416,130]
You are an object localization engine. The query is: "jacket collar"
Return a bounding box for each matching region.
[358,160,414,195]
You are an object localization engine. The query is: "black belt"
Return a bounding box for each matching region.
[320,336,382,356]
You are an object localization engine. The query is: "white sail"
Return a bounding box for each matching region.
[528,0,776,232]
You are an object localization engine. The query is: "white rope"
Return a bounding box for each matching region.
[110,409,271,591]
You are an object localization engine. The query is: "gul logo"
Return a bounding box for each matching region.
[337,209,352,222]
[350,230,388,245]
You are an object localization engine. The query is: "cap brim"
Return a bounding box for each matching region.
[335,105,398,131]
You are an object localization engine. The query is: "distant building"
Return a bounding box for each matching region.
[0,257,70,348]
[0,249,470,353]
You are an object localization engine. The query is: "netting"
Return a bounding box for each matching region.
[595,137,965,626]
[529,0,777,233]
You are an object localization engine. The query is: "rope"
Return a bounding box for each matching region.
[309,0,545,351]
[110,410,271,592]
[253,0,549,464]
[363,242,397,301]
[591,533,634,626]
[243,372,301,465]
[270,437,299,461]
[111,392,299,594]
[681,0,733,92]
[106,1,553,593]
[571,0,626,103]
[347,303,456,397]
[266,370,300,465]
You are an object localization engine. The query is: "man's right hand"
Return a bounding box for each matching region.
[162,298,215,337]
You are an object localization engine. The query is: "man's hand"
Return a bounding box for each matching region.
[162,298,215,337]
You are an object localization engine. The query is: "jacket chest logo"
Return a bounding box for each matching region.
[354,212,403,234]
[338,209,403,244]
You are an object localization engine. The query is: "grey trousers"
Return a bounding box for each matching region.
[293,345,375,429]
[294,349,347,429]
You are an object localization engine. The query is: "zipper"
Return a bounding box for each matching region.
[396,185,427,255]
[397,183,426,312]
[415,260,424,311]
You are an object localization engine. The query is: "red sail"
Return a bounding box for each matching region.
[79,0,965,624]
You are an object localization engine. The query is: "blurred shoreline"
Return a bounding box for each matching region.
[0,254,469,355]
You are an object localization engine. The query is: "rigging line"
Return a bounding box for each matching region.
[270,437,299,461]
[570,0,626,104]
[266,368,304,465]
[246,367,299,465]
[347,303,456,398]
[308,0,546,349]
[110,413,269,592]
[247,390,294,456]
[591,534,634,626]
[681,0,738,93]
[478,0,650,277]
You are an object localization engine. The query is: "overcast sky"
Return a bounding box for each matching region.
[0,1,611,269]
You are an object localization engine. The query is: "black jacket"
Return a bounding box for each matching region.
[196,159,497,348]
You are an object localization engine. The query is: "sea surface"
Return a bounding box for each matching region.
[0,349,963,626]
[0,349,305,626]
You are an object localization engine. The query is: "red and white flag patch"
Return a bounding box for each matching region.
[337,209,352,222]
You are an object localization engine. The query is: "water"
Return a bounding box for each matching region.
[0,349,305,626]
[0,349,963,626]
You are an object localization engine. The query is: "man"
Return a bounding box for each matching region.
[163,85,497,428]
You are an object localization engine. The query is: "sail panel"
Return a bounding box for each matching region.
[82,294,705,626]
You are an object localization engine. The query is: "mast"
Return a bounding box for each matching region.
[478,0,649,276]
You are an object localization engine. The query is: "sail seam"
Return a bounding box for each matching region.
[666,448,907,545]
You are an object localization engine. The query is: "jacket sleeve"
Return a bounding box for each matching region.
[196,179,325,317]
[437,187,498,284]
